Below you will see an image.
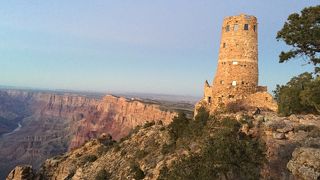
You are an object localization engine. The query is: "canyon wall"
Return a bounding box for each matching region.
[0,90,176,179]
[69,95,176,149]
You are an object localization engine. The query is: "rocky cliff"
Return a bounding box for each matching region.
[0,89,176,179]
[7,112,320,180]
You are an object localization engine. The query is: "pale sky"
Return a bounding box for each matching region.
[0,1,318,96]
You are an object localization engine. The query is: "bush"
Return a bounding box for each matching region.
[143,121,156,128]
[161,142,176,155]
[135,149,148,159]
[130,162,145,180]
[167,112,190,141]
[163,117,266,180]
[95,169,110,180]
[80,154,98,165]
[98,134,116,147]
[294,124,318,132]
[309,128,320,138]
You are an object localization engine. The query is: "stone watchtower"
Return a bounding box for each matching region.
[197,14,277,113]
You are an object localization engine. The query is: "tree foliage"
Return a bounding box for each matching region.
[167,112,190,141]
[274,72,320,115]
[276,5,320,73]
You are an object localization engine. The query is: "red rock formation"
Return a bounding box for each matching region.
[69,95,176,149]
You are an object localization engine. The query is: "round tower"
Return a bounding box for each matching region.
[212,14,258,100]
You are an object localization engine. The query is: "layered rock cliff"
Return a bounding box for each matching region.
[69,95,176,149]
[0,89,177,179]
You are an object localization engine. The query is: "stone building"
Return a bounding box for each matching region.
[196,14,277,113]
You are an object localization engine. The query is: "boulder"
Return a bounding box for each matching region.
[276,125,294,133]
[287,147,320,180]
[288,114,300,122]
[255,115,265,122]
[273,132,286,140]
[6,165,34,180]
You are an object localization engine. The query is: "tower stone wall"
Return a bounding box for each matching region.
[196,14,277,113]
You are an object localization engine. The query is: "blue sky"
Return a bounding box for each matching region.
[0,1,318,97]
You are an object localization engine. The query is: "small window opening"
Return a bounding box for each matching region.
[242,81,245,85]
[228,95,235,99]
[220,80,224,84]
[234,24,238,31]
[223,43,226,48]
[253,25,256,32]
[226,25,230,32]
[265,97,268,101]
[208,96,212,103]
[244,24,249,30]
[232,81,237,86]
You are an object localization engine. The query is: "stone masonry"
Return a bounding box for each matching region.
[196,14,277,113]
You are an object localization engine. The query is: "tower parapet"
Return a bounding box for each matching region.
[196,14,277,113]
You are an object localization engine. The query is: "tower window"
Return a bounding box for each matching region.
[244,24,249,30]
[234,24,238,31]
[220,80,224,84]
[223,43,226,48]
[232,81,237,86]
[208,97,212,103]
[226,25,230,32]
[253,25,256,32]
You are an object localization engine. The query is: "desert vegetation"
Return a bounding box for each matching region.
[159,108,266,180]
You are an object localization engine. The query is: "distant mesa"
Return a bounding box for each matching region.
[196,14,277,113]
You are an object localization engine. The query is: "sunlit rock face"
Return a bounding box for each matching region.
[0,90,176,179]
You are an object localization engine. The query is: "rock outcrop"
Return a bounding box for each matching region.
[287,147,320,180]
[6,165,34,180]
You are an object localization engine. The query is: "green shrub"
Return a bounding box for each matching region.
[98,134,116,147]
[168,112,190,141]
[130,162,145,180]
[143,121,155,128]
[161,142,176,155]
[113,143,121,152]
[95,169,110,180]
[135,149,148,159]
[96,146,109,156]
[163,116,266,180]
[80,154,97,165]
[294,124,318,132]
[309,128,320,138]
